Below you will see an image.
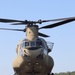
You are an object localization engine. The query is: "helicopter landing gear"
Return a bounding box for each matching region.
[48,73,54,75]
[50,73,54,75]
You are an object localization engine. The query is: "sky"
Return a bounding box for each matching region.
[0,0,75,75]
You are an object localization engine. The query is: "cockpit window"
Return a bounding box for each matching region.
[21,38,43,48]
[36,39,42,47]
[30,41,36,47]
[36,41,42,46]
[21,41,29,48]
[25,42,29,47]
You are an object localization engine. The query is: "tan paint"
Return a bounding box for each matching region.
[12,54,54,75]
[26,25,38,41]
[12,25,54,75]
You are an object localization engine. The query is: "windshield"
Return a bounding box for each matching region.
[21,39,42,48]
[21,41,29,48]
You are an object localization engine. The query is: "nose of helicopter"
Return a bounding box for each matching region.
[24,47,43,58]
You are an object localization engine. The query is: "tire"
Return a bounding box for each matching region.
[51,73,54,75]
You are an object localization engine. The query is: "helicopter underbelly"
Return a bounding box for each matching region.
[12,54,54,75]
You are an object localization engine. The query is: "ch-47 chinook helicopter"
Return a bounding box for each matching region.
[0,17,75,75]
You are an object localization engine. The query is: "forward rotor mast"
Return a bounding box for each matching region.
[26,25,38,41]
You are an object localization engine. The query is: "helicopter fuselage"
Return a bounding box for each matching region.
[12,38,54,75]
[12,25,54,75]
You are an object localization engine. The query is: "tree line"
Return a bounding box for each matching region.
[54,71,75,75]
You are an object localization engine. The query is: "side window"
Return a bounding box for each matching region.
[36,39,42,47]
[21,42,25,48]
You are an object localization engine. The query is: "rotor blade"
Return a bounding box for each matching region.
[0,28,24,31]
[40,18,75,29]
[41,17,75,22]
[0,18,23,23]
[11,22,25,25]
[38,32,49,37]
[37,17,75,24]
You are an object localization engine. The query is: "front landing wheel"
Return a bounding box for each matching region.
[51,73,54,75]
[48,73,54,75]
